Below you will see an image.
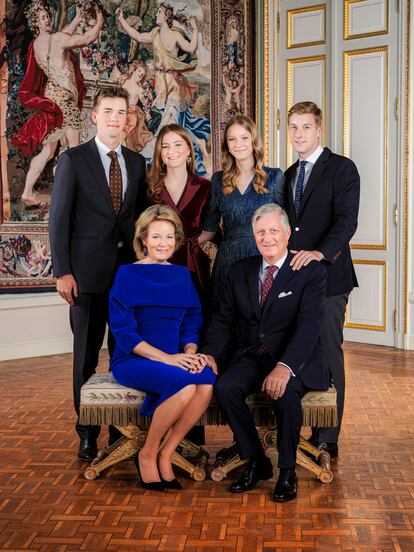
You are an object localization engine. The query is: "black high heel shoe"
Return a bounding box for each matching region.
[161,477,182,490]
[136,455,165,491]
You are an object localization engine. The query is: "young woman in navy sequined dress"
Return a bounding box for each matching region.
[199,115,285,306]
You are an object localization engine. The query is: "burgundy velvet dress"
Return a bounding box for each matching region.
[159,173,211,294]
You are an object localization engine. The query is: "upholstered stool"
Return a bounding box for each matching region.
[79,372,337,483]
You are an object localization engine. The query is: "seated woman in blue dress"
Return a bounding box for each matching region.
[109,205,217,491]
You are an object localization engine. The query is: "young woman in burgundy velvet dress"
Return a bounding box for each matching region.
[147,124,211,297]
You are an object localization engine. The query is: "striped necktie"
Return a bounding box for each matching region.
[294,160,307,215]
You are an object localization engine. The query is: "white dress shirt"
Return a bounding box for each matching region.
[292,145,324,199]
[95,136,128,200]
[259,251,288,293]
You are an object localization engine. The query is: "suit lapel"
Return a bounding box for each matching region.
[286,162,298,219]
[159,174,202,214]
[177,173,202,213]
[247,257,262,320]
[82,139,114,213]
[119,146,135,215]
[160,185,177,212]
[262,253,296,317]
[298,147,330,215]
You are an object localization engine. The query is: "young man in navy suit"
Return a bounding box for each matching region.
[202,204,330,501]
[49,87,147,461]
[285,101,360,457]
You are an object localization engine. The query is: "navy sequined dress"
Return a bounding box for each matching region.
[203,167,285,306]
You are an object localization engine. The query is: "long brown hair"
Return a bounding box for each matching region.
[221,115,268,195]
[147,124,195,203]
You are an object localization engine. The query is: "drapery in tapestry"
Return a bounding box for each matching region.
[0,0,255,290]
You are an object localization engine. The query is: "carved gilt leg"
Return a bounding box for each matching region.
[84,425,144,480]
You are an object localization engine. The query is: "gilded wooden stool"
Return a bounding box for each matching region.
[79,372,337,483]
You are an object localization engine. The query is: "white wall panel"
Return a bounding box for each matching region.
[344,0,388,39]
[344,47,388,248]
[345,261,386,330]
[287,4,326,48]
[286,55,326,166]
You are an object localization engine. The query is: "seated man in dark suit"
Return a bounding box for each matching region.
[202,203,330,502]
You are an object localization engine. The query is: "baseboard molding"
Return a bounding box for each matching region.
[396,332,414,350]
[0,337,73,361]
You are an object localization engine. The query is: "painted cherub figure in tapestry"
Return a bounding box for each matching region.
[11,0,104,207]
[118,59,161,152]
[116,3,210,175]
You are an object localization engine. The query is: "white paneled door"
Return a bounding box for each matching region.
[277,0,398,346]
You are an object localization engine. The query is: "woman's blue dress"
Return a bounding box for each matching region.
[203,166,285,305]
[109,264,216,416]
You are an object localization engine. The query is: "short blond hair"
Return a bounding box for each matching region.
[133,205,184,259]
[288,101,322,127]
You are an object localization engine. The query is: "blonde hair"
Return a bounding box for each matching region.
[147,124,195,203]
[221,115,268,196]
[288,101,322,127]
[133,205,185,259]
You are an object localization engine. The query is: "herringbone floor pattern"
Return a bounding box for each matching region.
[0,343,413,551]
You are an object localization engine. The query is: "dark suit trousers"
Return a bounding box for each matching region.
[71,246,130,440]
[312,293,349,444]
[70,290,112,439]
[215,353,308,469]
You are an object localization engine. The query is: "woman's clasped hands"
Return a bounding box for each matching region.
[162,352,211,373]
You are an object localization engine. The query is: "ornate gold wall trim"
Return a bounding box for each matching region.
[403,0,411,334]
[344,0,389,40]
[345,260,387,331]
[286,55,326,168]
[344,46,389,251]
[262,0,270,165]
[287,4,326,49]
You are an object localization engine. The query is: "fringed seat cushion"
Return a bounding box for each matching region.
[80,372,337,428]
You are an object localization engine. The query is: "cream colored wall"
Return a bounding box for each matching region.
[0,294,72,360]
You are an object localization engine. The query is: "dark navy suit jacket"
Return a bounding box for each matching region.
[203,253,330,391]
[285,147,360,297]
[49,138,147,293]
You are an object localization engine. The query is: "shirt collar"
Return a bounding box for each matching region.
[95,136,123,157]
[261,251,288,273]
[300,145,324,166]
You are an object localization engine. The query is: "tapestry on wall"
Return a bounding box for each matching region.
[0,0,255,291]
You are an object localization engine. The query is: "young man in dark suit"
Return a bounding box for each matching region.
[49,87,147,461]
[285,101,360,457]
[202,204,330,502]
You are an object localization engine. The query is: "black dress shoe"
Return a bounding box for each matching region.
[229,456,273,493]
[136,456,164,492]
[272,469,298,502]
[78,438,98,462]
[310,440,338,458]
[161,477,182,490]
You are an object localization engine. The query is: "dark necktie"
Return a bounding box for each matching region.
[260,265,278,306]
[294,160,307,215]
[107,151,122,215]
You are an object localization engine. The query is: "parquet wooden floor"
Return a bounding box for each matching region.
[0,343,413,551]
